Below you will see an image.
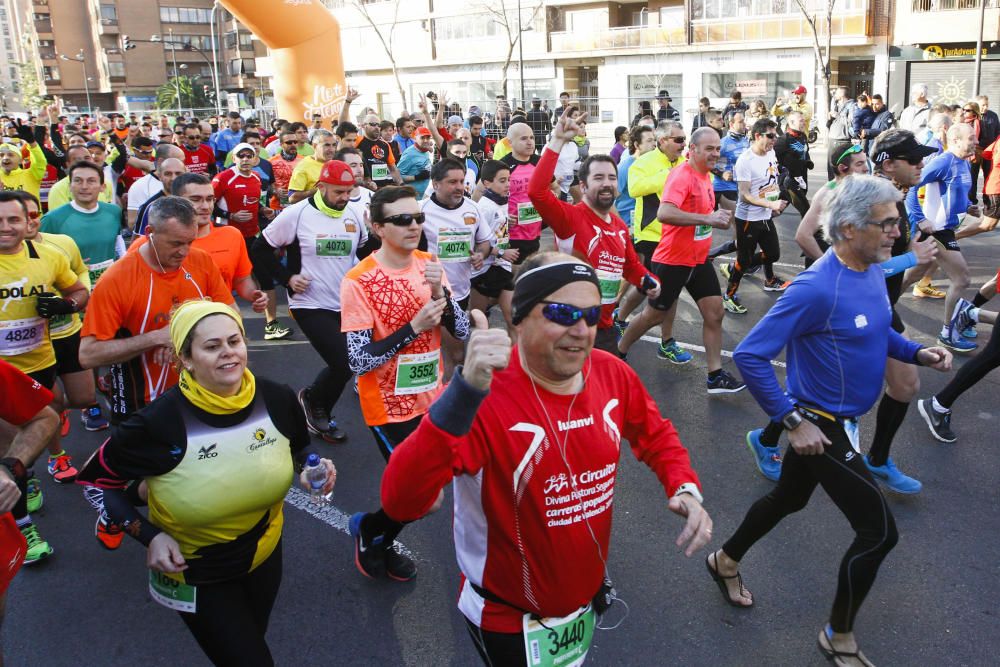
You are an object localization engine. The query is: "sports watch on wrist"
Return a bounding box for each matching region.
[781,409,804,431]
[673,482,703,505]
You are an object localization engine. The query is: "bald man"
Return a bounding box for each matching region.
[356,113,402,189]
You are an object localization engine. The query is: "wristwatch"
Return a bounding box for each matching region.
[673,483,703,505]
[0,457,26,481]
[781,409,804,431]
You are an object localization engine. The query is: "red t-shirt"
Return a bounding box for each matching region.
[381,348,700,633]
[119,165,146,194]
[0,359,53,595]
[528,148,653,327]
[981,138,1000,196]
[653,162,717,267]
[181,143,216,175]
[212,167,262,238]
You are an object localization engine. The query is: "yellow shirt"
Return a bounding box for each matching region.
[0,143,48,201]
[771,100,814,133]
[0,240,79,373]
[492,138,512,161]
[34,233,91,340]
[288,155,325,193]
[46,177,116,212]
[628,150,686,244]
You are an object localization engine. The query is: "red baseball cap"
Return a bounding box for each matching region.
[318,160,355,186]
[792,85,807,95]
[413,126,432,138]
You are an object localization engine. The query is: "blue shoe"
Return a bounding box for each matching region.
[657,340,693,364]
[612,308,628,338]
[948,298,978,340]
[80,406,109,432]
[745,429,782,481]
[864,456,922,494]
[321,417,347,443]
[707,369,746,395]
[960,325,977,339]
[349,512,384,579]
[937,333,977,353]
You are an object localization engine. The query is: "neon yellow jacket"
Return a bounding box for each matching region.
[628,149,685,243]
[1,143,47,200]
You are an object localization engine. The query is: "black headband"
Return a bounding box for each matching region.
[511,261,601,324]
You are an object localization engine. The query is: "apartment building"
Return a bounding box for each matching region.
[23,0,270,113]
[0,0,34,112]
[318,0,998,126]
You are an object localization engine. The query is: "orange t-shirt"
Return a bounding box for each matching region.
[340,251,448,426]
[82,247,234,407]
[130,225,252,291]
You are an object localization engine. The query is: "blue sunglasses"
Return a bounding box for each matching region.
[541,301,601,327]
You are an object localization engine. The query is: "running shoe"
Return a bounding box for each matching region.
[948,297,977,339]
[80,405,109,431]
[762,276,790,292]
[745,263,763,276]
[298,387,331,434]
[657,340,693,364]
[47,452,78,484]
[95,514,124,551]
[719,262,733,281]
[612,308,628,338]
[348,512,385,579]
[97,372,112,396]
[384,542,417,582]
[263,319,293,340]
[320,417,348,443]
[916,399,957,443]
[59,410,70,437]
[937,332,976,353]
[722,295,747,314]
[707,370,746,394]
[912,282,946,299]
[864,456,922,494]
[20,523,53,565]
[745,429,781,481]
[26,476,43,513]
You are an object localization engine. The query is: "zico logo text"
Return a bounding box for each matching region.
[0,284,45,300]
[198,444,219,460]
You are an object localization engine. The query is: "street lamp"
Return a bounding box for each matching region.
[60,50,92,113]
[151,29,220,116]
[152,29,183,116]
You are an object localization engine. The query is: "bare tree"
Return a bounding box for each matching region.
[349,0,408,112]
[793,0,835,129]
[476,1,544,103]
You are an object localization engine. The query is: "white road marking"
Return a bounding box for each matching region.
[284,487,416,558]
[638,334,787,368]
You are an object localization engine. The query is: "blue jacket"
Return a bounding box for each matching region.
[906,151,972,231]
[715,133,748,193]
[396,145,432,197]
[615,152,637,225]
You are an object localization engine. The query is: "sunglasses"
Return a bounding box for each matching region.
[669,136,686,144]
[835,143,864,165]
[540,301,601,327]
[763,133,778,139]
[27,210,40,220]
[283,140,298,145]
[365,122,380,127]
[377,212,425,226]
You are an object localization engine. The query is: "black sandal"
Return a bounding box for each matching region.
[705,552,753,608]
[817,627,875,666]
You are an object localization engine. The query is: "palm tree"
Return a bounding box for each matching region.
[155,75,210,113]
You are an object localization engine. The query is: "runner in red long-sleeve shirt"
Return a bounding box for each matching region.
[528,112,660,352]
[381,254,711,667]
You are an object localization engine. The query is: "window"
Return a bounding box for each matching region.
[42,65,59,81]
[159,7,213,23]
[434,15,501,41]
[659,7,684,28]
[100,5,116,22]
[702,71,800,100]
[108,61,125,77]
[164,34,213,51]
[631,10,648,26]
[228,58,255,76]
[3,38,10,51]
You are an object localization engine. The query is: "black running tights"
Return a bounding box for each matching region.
[291,308,352,415]
[936,324,1000,409]
[178,543,282,667]
[722,415,898,633]
[727,218,779,296]
[466,619,528,667]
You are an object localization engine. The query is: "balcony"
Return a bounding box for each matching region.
[691,9,868,45]
[911,0,997,9]
[550,24,687,52]
[34,19,53,34]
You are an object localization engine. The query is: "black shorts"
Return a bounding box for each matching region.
[983,193,1000,220]
[52,331,85,375]
[471,265,514,299]
[931,229,960,252]
[508,238,540,266]
[649,260,721,311]
[717,190,738,202]
[370,414,424,462]
[634,240,658,272]
[594,326,620,354]
[27,365,57,390]
[244,236,277,290]
[891,306,905,334]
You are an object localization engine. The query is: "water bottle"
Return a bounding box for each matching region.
[304,453,327,505]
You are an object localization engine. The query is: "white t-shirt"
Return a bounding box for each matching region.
[735,148,780,222]
[127,174,164,212]
[472,195,512,276]
[347,187,373,219]
[420,196,493,300]
[261,196,368,311]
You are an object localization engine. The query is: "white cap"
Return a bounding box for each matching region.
[232,142,256,157]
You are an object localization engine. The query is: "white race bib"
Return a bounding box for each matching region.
[394,350,440,395]
[437,229,473,263]
[0,316,46,356]
[148,570,196,613]
[595,268,622,305]
[88,258,114,286]
[371,163,390,181]
[517,201,542,225]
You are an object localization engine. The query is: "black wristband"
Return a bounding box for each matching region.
[0,457,27,482]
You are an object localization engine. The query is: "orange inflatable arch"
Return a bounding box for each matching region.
[220,0,346,127]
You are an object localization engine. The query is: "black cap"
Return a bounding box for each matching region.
[657,90,671,100]
[870,132,938,165]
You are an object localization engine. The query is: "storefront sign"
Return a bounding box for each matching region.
[734,79,767,95]
[919,42,1000,60]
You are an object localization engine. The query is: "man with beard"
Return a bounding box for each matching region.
[529,112,660,353]
[252,160,375,442]
[179,123,217,177]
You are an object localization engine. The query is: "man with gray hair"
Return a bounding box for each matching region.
[900,83,932,134]
[707,175,951,664]
[126,143,184,231]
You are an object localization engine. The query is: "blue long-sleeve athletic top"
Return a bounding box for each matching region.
[733,250,922,421]
[906,151,972,232]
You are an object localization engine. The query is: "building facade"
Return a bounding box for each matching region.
[19,0,271,114]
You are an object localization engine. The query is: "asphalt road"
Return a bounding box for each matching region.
[6,155,999,666]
